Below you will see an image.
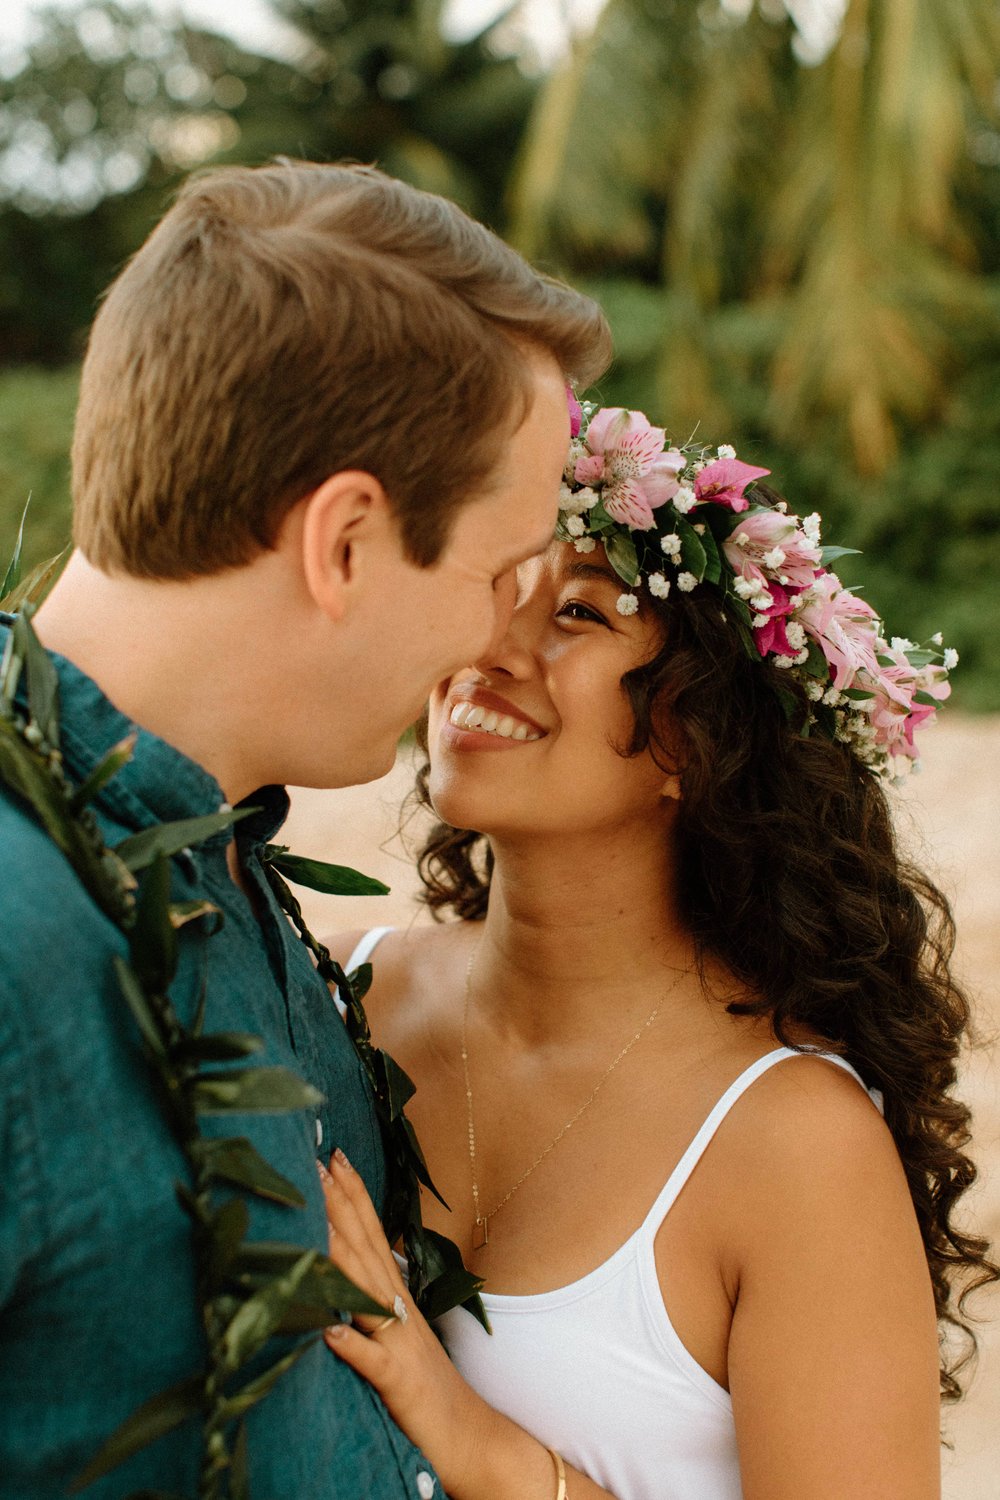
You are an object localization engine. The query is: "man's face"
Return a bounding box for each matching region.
[325,350,572,786]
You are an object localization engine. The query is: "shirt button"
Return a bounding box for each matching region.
[416,1472,435,1499]
[315,1119,324,1149]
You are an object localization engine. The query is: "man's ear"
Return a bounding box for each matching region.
[298,471,389,622]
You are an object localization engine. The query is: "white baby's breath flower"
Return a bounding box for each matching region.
[673,485,697,514]
[733,577,757,601]
[773,655,794,669]
[565,514,586,537]
[573,536,597,554]
[616,592,639,616]
[776,500,788,514]
[931,632,943,646]
[647,572,671,599]
[801,512,822,545]
[733,532,750,547]
[752,614,769,630]
[751,591,773,612]
[785,621,806,650]
[677,572,698,593]
[794,647,810,665]
[717,444,736,460]
[805,680,824,701]
[693,523,706,535]
[890,636,915,653]
[660,533,682,558]
[822,687,844,706]
[762,547,786,570]
[943,647,959,670]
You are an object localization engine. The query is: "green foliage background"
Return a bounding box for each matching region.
[1,0,998,706]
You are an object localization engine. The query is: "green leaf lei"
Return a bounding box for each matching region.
[0,583,484,1497]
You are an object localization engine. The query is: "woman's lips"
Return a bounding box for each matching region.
[441,689,548,751]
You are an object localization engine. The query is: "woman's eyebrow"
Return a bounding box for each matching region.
[566,560,620,587]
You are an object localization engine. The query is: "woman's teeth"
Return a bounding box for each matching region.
[449,702,542,741]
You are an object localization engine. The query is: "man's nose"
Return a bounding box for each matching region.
[483,568,519,660]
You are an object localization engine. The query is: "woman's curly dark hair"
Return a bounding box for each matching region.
[412,525,998,1403]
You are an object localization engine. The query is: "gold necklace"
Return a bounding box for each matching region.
[461,947,667,1250]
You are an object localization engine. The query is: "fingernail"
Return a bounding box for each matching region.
[334,1148,351,1170]
[326,1322,347,1340]
[317,1160,331,1181]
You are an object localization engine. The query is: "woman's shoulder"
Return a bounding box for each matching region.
[719,1050,916,1265]
[324,921,473,1045]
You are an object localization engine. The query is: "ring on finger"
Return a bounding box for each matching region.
[367,1294,408,1335]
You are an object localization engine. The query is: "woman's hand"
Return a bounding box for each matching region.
[318,1150,496,1497]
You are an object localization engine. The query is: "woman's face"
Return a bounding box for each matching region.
[426,540,675,841]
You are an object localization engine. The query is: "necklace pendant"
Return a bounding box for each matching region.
[472,1217,488,1250]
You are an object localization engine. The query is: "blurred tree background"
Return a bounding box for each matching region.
[1,0,998,702]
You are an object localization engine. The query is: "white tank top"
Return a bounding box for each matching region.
[342,929,884,1500]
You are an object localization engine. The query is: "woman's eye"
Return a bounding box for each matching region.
[558,599,608,626]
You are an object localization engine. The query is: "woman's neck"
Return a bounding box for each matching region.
[469,818,702,1050]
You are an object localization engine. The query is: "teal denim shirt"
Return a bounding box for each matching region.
[0,620,439,1500]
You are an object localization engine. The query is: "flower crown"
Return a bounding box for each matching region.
[558,396,954,779]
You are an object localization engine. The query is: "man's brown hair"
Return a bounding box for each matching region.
[71,160,612,578]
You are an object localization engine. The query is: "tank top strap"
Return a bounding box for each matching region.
[345,925,396,973]
[330,926,396,1018]
[635,1045,880,1246]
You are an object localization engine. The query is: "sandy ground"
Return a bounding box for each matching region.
[283,716,1000,1497]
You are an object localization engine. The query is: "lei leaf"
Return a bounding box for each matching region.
[71,1375,206,1490]
[604,531,639,585]
[673,516,708,582]
[115,809,257,874]
[264,848,390,897]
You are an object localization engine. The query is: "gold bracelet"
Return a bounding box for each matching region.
[546,1446,567,1500]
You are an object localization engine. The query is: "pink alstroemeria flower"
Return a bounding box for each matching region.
[567,387,583,438]
[797,573,881,691]
[751,582,799,657]
[862,652,952,760]
[695,457,771,513]
[575,407,685,530]
[723,511,822,591]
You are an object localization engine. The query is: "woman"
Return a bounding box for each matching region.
[317,404,995,1499]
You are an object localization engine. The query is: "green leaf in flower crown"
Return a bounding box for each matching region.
[192,1135,306,1208]
[193,1066,324,1115]
[71,1373,204,1490]
[220,1249,319,1372]
[265,850,390,897]
[114,808,257,874]
[68,733,136,813]
[698,524,723,586]
[218,1341,314,1424]
[604,531,639,585]
[0,498,28,601]
[130,854,178,996]
[803,641,828,678]
[819,545,862,567]
[113,956,167,1060]
[674,516,708,582]
[901,649,935,668]
[13,609,60,749]
[174,1031,264,1065]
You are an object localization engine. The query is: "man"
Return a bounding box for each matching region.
[0,160,609,1495]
